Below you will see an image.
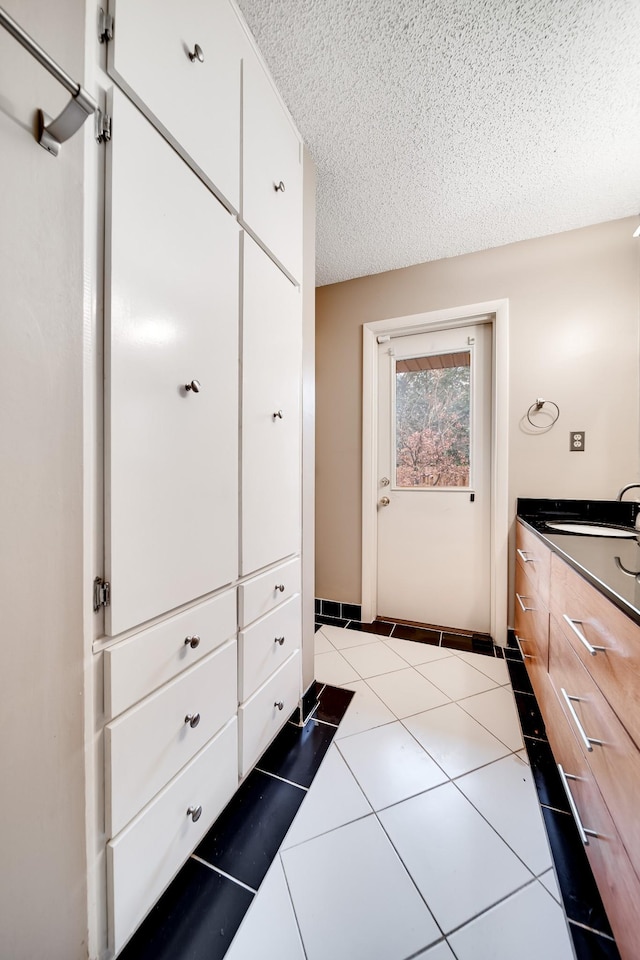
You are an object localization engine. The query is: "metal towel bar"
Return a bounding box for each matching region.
[0,6,97,156]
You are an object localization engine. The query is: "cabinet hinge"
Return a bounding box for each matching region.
[93,577,111,612]
[95,109,112,144]
[98,8,113,43]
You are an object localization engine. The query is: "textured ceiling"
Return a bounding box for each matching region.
[236,0,640,286]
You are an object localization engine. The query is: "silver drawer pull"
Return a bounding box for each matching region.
[274,180,285,192]
[274,700,284,711]
[273,409,283,419]
[517,548,536,563]
[562,615,606,656]
[274,636,285,646]
[184,635,200,650]
[188,44,204,63]
[275,583,285,593]
[187,804,202,823]
[516,593,535,613]
[185,379,201,393]
[184,712,201,729]
[515,634,534,660]
[560,688,603,753]
[557,764,598,844]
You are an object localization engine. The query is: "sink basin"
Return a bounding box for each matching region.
[546,521,637,538]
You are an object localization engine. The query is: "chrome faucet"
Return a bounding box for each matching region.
[617,482,640,501]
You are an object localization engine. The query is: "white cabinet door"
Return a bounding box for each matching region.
[242,55,303,281]
[108,0,246,211]
[241,236,301,575]
[106,90,239,636]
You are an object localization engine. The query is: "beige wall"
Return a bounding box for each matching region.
[316,217,640,613]
[0,2,88,956]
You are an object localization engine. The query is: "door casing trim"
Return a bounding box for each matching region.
[361,299,509,644]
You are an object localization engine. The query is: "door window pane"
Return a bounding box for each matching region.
[395,351,471,487]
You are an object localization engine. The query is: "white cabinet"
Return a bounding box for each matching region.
[239,651,301,777]
[107,0,247,211]
[239,594,301,701]
[238,557,301,627]
[108,717,238,955]
[106,89,239,636]
[241,236,302,575]
[242,54,303,281]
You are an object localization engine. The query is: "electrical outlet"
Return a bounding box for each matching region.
[570,431,585,452]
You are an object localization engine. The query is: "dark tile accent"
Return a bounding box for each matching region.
[341,602,362,621]
[542,806,614,937]
[569,923,621,960]
[347,619,394,636]
[504,645,524,662]
[506,627,518,648]
[523,736,570,813]
[315,614,349,627]
[321,599,341,617]
[440,631,494,655]
[257,718,336,789]
[393,623,441,644]
[514,690,546,740]
[506,657,533,692]
[314,598,321,615]
[315,684,355,726]
[118,858,253,960]
[195,769,305,890]
[494,644,505,659]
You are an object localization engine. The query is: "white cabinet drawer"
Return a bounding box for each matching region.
[105,590,236,719]
[105,639,237,836]
[108,0,246,210]
[107,717,238,956]
[242,55,303,281]
[239,650,300,777]
[239,595,301,701]
[239,557,301,628]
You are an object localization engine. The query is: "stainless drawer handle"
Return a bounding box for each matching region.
[274,700,284,711]
[184,712,201,729]
[188,44,204,63]
[185,379,201,393]
[516,593,535,613]
[560,688,603,753]
[517,548,536,563]
[515,634,534,660]
[187,804,202,823]
[274,636,285,646]
[275,583,285,593]
[184,635,200,650]
[557,764,598,844]
[562,615,606,656]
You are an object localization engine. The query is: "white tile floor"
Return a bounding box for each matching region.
[226,625,575,960]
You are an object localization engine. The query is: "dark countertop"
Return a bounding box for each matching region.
[517,498,640,626]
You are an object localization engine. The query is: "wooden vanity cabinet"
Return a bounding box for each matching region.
[515,519,640,960]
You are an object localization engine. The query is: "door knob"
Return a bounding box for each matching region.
[184,712,201,728]
[380,477,390,486]
[187,805,202,822]
[185,379,201,393]
[274,181,285,192]
[273,410,283,419]
[184,635,200,650]
[274,700,284,711]
[380,496,390,506]
[274,636,285,646]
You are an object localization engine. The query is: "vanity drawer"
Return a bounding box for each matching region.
[514,561,549,675]
[549,614,640,875]
[238,557,300,628]
[239,595,301,701]
[515,521,551,610]
[239,649,300,777]
[549,552,640,749]
[107,717,238,956]
[104,590,237,719]
[105,639,237,836]
[542,663,640,960]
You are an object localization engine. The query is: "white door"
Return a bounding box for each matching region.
[376,323,492,633]
[106,89,239,636]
